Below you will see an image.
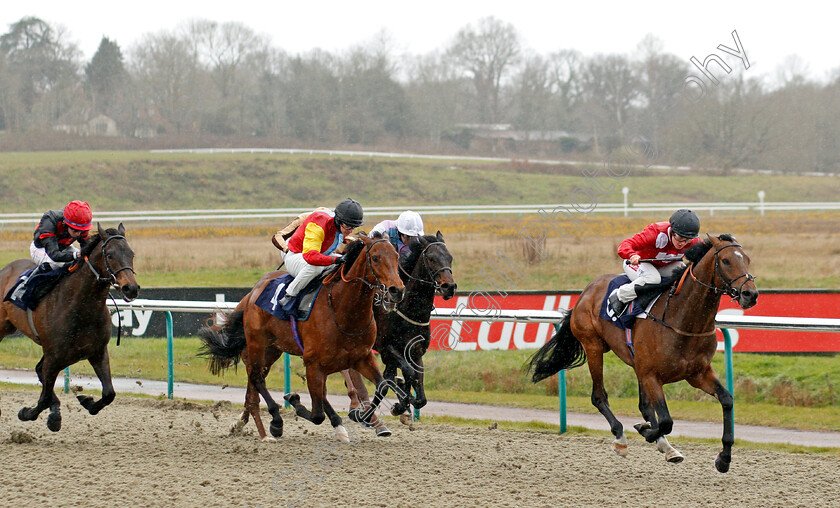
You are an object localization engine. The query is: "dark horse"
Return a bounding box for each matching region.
[342,232,456,431]
[198,235,405,442]
[528,234,757,473]
[0,224,140,430]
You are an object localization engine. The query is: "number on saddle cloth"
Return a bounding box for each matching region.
[3,264,69,311]
[254,268,335,321]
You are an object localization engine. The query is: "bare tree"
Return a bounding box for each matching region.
[447,16,521,124]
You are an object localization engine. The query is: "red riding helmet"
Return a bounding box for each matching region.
[63,200,93,231]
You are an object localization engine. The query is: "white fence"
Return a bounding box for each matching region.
[3,201,838,227]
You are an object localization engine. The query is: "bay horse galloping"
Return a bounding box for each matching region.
[528,234,757,473]
[198,235,404,442]
[343,232,456,430]
[0,224,140,431]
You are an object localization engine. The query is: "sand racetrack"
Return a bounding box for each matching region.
[2,389,839,507]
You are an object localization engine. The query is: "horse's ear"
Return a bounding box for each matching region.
[97,222,105,237]
[436,230,445,243]
[118,222,125,235]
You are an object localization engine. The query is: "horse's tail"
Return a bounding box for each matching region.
[197,309,247,376]
[527,309,586,383]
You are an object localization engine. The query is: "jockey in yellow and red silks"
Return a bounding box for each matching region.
[277,198,364,309]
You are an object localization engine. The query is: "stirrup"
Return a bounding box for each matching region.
[609,291,630,318]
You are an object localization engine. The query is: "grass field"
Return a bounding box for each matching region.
[1,150,838,436]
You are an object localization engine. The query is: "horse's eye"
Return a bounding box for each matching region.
[722,258,730,266]
[372,256,379,263]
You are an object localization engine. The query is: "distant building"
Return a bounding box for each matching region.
[444,124,592,154]
[54,113,119,137]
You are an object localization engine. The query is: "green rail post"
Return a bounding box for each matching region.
[283,352,291,408]
[553,322,567,433]
[64,367,70,394]
[721,328,734,425]
[559,369,567,434]
[166,311,174,400]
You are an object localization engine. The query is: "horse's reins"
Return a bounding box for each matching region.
[83,234,137,345]
[326,239,390,336]
[651,242,755,337]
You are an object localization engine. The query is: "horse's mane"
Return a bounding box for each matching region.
[78,228,123,259]
[669,233,737,282]
[341,238,366,268]
[400,234,440,273]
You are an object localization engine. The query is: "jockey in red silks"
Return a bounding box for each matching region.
[609,209,703,317]
[31,200,93,270]
[277,198,365,309]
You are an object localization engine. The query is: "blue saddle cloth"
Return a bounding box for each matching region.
[254,272,325,321]
[599,275,646,330]
[3,265,69,311]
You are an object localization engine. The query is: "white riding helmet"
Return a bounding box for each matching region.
[396,210,424,237]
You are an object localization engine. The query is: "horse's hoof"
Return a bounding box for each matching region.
[229,419,246,434]
[47,413,61,432]
[261,436,277,442]
[77,395,93,410]
[613,442,628,457]
[18,407,34,421]
[665,449,684,463]
[715,454,731,473]
[269,421,284,438]
[634,421,651,433]
[375,425,392,437]
[399,413,412,426]
[334,425,350,443]
[348,408,362,423]
[283,393,300,405]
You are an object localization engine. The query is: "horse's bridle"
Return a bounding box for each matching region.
[328,239,399,334]
[690,243,756,301]
[398,241,453,292]
[84,234,137,301]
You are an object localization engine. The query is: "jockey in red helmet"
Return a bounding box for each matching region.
[31,201,93,270]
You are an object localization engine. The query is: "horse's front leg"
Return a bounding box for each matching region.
[19,356,62,432]
[635,375,673,443]
[637,381,684,463]
[77,348,115,415]
[345,368,391,437]
[410,355,428,410]
[353,352,397,423]
[688,368,734,473]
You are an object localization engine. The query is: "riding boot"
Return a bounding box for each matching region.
[608,290,631,318]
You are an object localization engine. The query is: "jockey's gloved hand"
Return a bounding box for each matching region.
[333,255,346,266]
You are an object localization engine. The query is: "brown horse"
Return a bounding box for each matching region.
[197,235,405,442]
[528,234,757,473]
[0,224,140,431]
[342,232,456,432]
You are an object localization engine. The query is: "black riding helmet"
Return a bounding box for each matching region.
[334,198,364,228]
[669,209,700,239]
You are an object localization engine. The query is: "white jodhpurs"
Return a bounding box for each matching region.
[283,251,330,297]
[30,242,78,270]
[617,260,684,303]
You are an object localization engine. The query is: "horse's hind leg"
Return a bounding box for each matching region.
[77,348,115,415]
[581,343,627,456]
[688,367,733,473]
[637,381,684,463]
[19,356,62,431]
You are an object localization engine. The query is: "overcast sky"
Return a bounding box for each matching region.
[2,1,835,83]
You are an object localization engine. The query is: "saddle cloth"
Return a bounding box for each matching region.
[3,264,68,311]
[254,267,336,321]
[600,274,673,331]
